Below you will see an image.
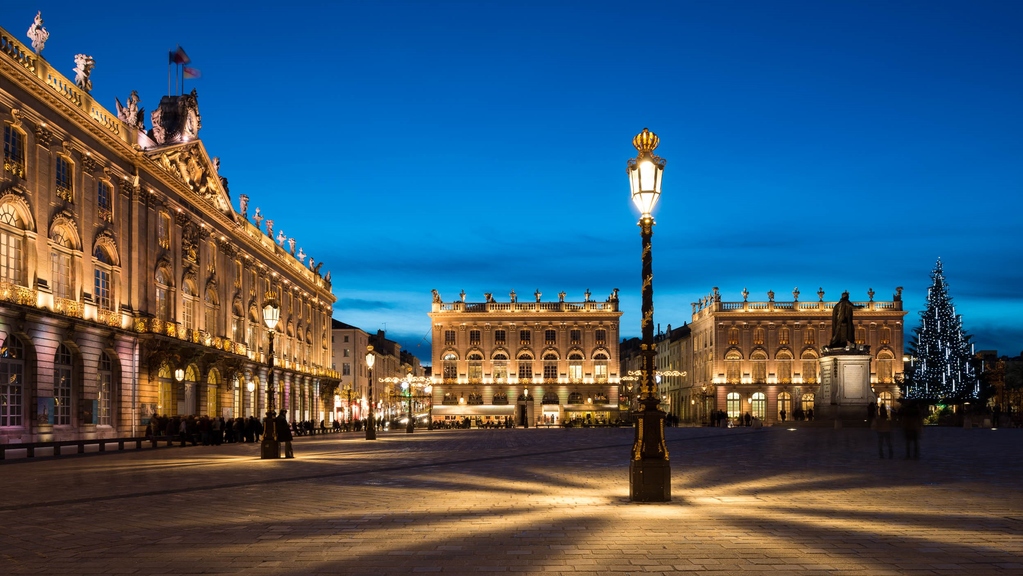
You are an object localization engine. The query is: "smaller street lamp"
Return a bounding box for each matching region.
[366,346,376,440]
[260,289,281,460]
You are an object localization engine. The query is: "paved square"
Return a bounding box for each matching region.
[1,426,1021,575]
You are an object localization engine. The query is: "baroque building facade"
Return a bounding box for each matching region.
[0,21,338,443]
[628,286,907,425]
[428,289,622,427]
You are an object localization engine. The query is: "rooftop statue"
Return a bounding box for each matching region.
[26,11,49,54]
[115,91,145,131]
[73,54,95,92]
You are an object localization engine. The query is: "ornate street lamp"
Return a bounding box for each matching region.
[260,289,281,459]
[627,128,670,502]
[402,377,415,433]
[365,346,376,440]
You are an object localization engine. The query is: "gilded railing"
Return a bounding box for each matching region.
[53,296,83,318]
[0,280,34,305]
[0,32,35,71]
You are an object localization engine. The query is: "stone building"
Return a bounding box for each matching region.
[428,289,623,427]
[666,286,907,425]
[0,19,338,442]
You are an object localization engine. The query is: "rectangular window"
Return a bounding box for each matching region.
[595,329,606,345]
[3,125,25,178]
[182,297,195,331]
[98,372,111,426]
[469,329,481,346]
[519,330,531,345]
[0,355,23,427]
[1,231,24,285]
[343,348,350,358]
[97,181,113,221]
[518,361,532,379]
[545,330,556,345]
[94,267,111,310]
[234,261,242,287]
[51,251,74,299]
[158,212,171,249]
[570,329,581,345]
[55,157,73,202]
[494,330,506,345]
[233,316,244,341]
[343,335,349,343]
[205,301,217,335]
[342,363,351,376]
[444,330,456,345]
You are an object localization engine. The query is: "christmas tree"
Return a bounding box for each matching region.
[904,259,978,401]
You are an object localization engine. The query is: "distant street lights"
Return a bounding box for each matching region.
[626,128,670,502]
[260,290,281,460]
[365,346,376,440]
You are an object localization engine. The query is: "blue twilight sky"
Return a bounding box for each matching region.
[9,1,1023,362]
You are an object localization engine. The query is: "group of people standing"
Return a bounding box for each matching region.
[144,411,296,457]
[869,401,924,459]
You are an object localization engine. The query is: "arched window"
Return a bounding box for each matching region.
[0,334,25,426]
[542,352,559,381]
[232,296,244,342]
[753,326,765,346]
[751,392,766,419]
[98,352,113,426]
[206,369,220,417]
[568,352,583,383]
[467,352,483,382]
[54,344,73,425]
[93,246,114,311]
[158,364,173,415]
[593,352,608,383]
[776,349,793,384]
[492,352,508,382]
[155,267,171,322]
[751,349,767,383]
[779,326,790,345]
[492,392,508,405]
[725,350,742,384]
[541,391,559,405]
[801,393,815,413]
[568,392,583,404]
[876,350,895,383]
[0,203,27,287]
[517,352,533,380]
[726,392,741,418]
[777,391,791,421]
[442,353,458,380]
[51,227,75,300]
[182,279,198,331]
[801,350,819,384]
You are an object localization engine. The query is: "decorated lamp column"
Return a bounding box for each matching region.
[627,128,670,502]
[365,346,377,440]
[260,290,281,459]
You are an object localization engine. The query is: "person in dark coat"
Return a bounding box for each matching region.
[276,411,294,458]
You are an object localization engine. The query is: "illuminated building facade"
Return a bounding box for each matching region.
[681,287,907,424]
[428,289,622,427]
[0,20,338,442]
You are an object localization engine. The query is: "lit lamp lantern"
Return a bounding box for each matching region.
[260,290,281,459]
[365,347,376,440]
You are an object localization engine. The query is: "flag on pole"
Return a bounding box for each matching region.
[169,46,190,65]
[183,67,201,79]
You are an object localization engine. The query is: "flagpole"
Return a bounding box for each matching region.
[167,51,172,97]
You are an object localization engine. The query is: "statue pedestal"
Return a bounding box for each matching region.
[818,347,874,426]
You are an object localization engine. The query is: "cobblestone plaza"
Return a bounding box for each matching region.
[1,426,1021,575]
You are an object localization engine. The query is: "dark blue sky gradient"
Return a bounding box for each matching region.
[14,1,1023,362]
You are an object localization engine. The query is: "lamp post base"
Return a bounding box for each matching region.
[630,458,671,502]
[366,427,376,440]
[260,437,280,459]
[629,399,671,502]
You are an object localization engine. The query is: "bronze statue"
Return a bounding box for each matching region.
[827,291,861,348]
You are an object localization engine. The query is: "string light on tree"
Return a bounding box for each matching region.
[904,258,978,402]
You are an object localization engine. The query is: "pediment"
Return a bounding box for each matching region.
[144,141,233,217]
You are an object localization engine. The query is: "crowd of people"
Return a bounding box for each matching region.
[144,413,332,447]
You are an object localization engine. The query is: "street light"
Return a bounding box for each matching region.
[260,289,281,460]
[366,346,376,440]
[402,378,415,433]
[627,127,670,502]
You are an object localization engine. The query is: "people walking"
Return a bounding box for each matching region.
[902,401,923,459]
[876,404,893,459]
